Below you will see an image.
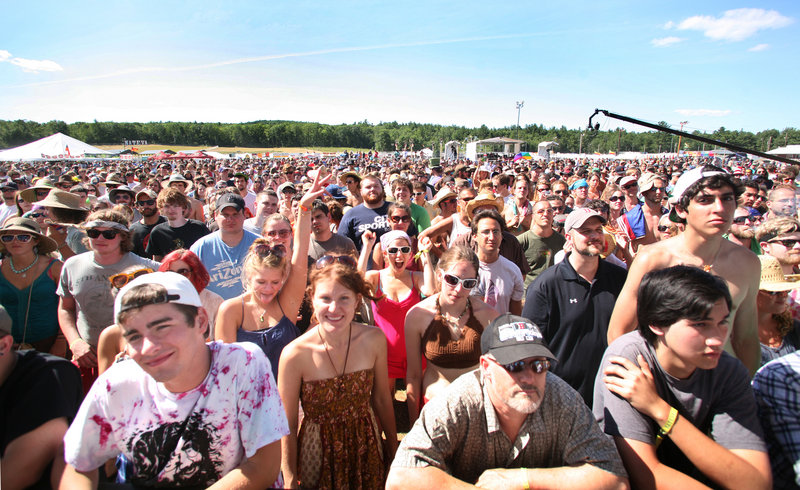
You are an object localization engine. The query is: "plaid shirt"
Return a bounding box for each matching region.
[392,370,626,484]
[752,351,800,489]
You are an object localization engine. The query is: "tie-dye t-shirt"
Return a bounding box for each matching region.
[64,341,288,488]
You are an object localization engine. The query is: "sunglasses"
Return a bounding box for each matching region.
[761,290,789,297]
[266,229,291,238]
[315,254,358,269]
[136,199,156,207]
[109,268,153,289]
[608,196,625,202]
[254,243,286,258]
[387,246,411,255]
[86,228,121,239]
[442,273,478,290]
[657,225,674,233]
[497,358,551,374]
[732,216,752,225]
[171,267,192,277]
[0,234,33,243]
[390,215,410,224]
[771,239,800,248]
[28,211,46,218]
[553,190,568,195]
[622,183,638,190]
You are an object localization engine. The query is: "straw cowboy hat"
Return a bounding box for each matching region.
[37,190,89,211]
[759,255,800,292]
[465,192,504,219]
[0,217,58,255]
[431,188,457,208]
[19,177,56,203]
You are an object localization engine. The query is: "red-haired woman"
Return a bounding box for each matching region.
[159,248,223,338]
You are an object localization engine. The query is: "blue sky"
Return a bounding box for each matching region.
[1,1,797,134]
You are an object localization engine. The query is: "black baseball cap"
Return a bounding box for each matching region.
[215,193,245,212]
[481,314,556,365]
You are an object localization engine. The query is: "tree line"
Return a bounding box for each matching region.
[1,118,799,155]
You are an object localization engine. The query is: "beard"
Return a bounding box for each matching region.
[363,189,385,206]
[731,226,755,240]
[574,241,602,257]
[504,386,543,414]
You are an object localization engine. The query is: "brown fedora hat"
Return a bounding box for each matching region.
[37,190,89,211]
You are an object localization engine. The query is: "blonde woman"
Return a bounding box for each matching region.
[215,172,329,376]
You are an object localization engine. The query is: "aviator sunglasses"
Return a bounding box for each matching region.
[497,358,551,374]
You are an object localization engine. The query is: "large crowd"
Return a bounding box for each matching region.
[0,153,798,489]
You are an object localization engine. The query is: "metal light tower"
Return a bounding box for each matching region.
[515,101,524,140]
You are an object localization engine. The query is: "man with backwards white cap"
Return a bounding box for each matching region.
[60,272,288,489]
[607,165,762,375]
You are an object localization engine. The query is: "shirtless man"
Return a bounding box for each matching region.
[607,166,761,375]
[620,173,668,251]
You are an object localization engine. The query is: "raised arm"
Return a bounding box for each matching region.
[279,172,331,319]
[357,230,377,275]
[418,215,454,244]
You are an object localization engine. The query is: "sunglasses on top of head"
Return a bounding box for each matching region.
[254,243,286,258]
[314,254,357,269]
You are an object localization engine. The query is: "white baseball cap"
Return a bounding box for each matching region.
[114,272,203,323]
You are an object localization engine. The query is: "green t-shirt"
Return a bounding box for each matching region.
[517,229,566,286]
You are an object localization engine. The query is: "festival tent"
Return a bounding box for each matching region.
[767,145,800,158]
[0,132,113,161]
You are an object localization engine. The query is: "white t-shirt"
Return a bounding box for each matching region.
[64,341,288,487]
[471,255,525,314]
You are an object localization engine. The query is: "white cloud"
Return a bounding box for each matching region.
[664,21,675,30]
[9,58,63,72]
[651,36,685,47]
[675,109,732,117]
[748,43,769,52]
[0,49,63,73]
[677,8,793,42]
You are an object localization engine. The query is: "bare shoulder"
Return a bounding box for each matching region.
[470,297,500,324]
[718,240,760,279]
[632,239,675,268]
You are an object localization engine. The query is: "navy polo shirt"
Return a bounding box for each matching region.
[522,254,627,407]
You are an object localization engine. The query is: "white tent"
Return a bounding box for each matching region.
[767,145,800,157]
[0,132,113,161]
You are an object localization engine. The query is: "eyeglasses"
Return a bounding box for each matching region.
[254,243,286,258]
[136,199,156,207]
[0,234,33,243]
[266,229,291,238]
[387,246,411,255]
[390,215,410,224]
[442,273,478,290]
[771,239,800,248]
[650,186,667,192]
[315,254,358,269]
[608,196,625,202]
[732,216,752,225]
[109,268,153,289]
[171,267,192,277]
[497,358,551,374]
[86,228,121,239]
[553,190,568,195]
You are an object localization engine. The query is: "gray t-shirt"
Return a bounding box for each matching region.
[593,331,766,482]
[471,256,524,315]
[309,233,356,261]
[57,252,159,345]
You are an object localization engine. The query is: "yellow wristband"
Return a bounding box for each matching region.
[521,467,529,490]
[69,338,84,350]
[655,407,678,447]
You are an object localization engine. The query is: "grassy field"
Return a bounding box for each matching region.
[96,144,372,154]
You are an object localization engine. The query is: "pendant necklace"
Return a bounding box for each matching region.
[9,254,38,278]
[437,297,469,338]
